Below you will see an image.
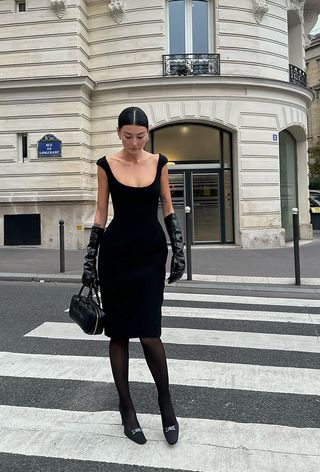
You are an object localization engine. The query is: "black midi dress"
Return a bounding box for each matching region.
[96,154,169,339]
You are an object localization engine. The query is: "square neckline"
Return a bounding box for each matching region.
[104,154,161,189]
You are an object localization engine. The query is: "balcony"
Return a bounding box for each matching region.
[163,53,220,77]
[289,64,307,88]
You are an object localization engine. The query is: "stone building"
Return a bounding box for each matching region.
[306,32,320,150]
[1,0,320,249]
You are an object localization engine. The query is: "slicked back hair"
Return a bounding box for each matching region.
[118,107,149,130]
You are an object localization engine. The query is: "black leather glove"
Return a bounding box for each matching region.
[164,213,185,284]
[82,225,104,287]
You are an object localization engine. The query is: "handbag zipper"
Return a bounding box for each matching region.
[92,312,99,335]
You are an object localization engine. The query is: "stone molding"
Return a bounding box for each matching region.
[252,0,269,24]
[108,0,125,24]
[304,0,320,43]
[50,0,67,19]
[286,0,307,21]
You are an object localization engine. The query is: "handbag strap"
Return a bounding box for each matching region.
[78,282,102,306]
[92,283,102,306]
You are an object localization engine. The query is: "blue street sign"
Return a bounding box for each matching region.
[38,134,62,157]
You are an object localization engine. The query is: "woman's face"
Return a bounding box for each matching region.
[118,125,149,154]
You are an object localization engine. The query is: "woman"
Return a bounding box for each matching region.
[82,107,185,445]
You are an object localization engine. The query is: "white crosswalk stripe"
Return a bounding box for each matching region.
[1,350,319,395]
[25,321,320,353]
[1,405,320,472]
[164,292,320,307]
[1,290,320,471]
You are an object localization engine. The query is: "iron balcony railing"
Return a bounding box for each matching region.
[163,53,220,77]
[289,64,307,87]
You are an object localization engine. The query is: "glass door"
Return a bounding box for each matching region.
[159,169,233,244]
[192,173,220,242]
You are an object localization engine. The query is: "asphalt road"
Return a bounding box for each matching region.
[0,282,320,471]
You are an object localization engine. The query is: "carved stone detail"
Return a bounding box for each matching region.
[50,0,67,19]
[108,0,125,24]
[286,0,307,21]
[252,0,269,24]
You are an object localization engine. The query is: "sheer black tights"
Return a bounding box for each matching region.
[109,337,139,430]
[140,337,176,427]
[109,337,176,429]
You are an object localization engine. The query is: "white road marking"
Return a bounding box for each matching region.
[64,305,320,320]
[1,351,319,395]
[0,405,319,472]
[24,322,320,353]
[64,293,320,314]
[188,273,320,285]
[164,292,320,307]
[162,305,320,324]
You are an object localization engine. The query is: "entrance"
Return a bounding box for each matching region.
[148,123,234,244]
[4,214,41,245]
[165,167,233,243]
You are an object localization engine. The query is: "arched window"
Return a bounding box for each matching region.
[168,0,211,54]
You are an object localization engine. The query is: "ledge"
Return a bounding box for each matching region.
[0,76,96,92]
[0,75,314,106]
[95,75,314,106]
[0,193,96,204]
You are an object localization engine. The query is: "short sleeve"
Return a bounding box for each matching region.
[159,154,168,170]
[96,156,107,169]
[97,156,112,178]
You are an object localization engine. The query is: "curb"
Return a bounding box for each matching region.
[0,273,81,284]
[1,272,320,294]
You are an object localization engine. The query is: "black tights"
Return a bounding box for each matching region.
[109,337,176,429]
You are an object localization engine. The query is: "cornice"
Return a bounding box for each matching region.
[0,76,96,92]
[95,75,314,106]
[0,75,314,107]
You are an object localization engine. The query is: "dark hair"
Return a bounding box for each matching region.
[118,107,149,130]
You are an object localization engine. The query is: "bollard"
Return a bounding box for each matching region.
[292,208,301,286]
[185,206,192,280]
[59,220,65,273]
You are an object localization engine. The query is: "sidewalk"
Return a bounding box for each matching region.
[0,233,319,289]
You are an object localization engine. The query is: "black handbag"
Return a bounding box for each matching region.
[69,283,106,335]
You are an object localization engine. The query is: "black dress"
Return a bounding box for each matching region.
[96,154,168,339]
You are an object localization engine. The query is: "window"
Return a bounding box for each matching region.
[18,133,28,162]
[16,1,26,12]
[279,130,298,242]
[168,0,210,54]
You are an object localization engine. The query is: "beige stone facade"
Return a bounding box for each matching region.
[1,0,320,248]
[306,33,320,149]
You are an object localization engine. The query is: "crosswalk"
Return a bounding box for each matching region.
[1,289,320,471]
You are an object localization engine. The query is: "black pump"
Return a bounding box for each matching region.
[119,404,147,445]
[162,420,179,445]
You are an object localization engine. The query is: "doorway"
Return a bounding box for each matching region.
[147,123,234,244]
[4,214,41,245]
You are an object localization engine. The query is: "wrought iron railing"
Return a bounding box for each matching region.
[289,64,307,87]
[163,53,220,77]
